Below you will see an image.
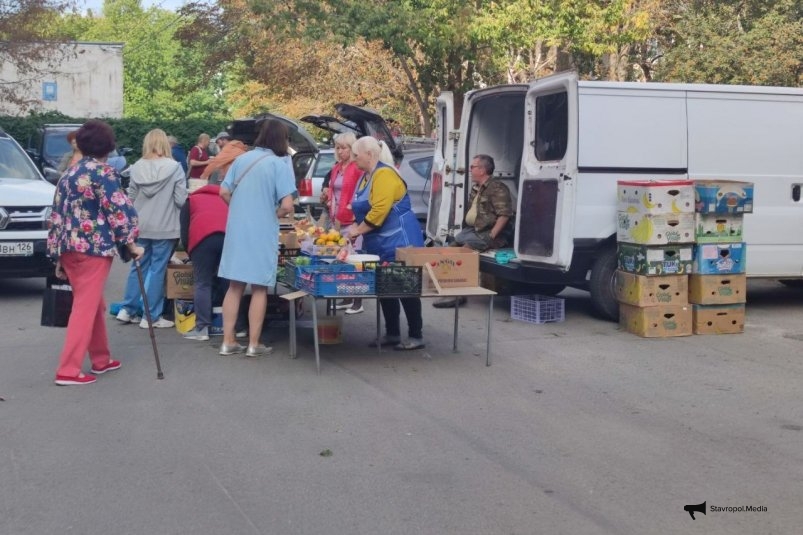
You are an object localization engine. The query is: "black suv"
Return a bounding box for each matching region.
[26,123,83,184]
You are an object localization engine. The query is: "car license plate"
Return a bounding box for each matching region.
[0,242,34,256]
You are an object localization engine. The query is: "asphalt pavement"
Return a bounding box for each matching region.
[2,262,802,534]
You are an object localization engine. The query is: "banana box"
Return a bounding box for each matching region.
[692,304,745,334]
[617,180,695,216]
[616,211,694,245]
[619,303,692,338]
[688,274,747,304]
[694,180,754,214]
[692,242,746,275]
[617,243,693,276]
[694,213,744,243]
[615,271,689,307]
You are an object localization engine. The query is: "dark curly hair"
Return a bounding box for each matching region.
[76,120,116,158]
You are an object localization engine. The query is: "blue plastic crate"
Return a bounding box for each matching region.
[298,270,375,296]
[280,257,338,289]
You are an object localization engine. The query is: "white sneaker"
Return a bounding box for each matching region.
[183,326,209,341]
[116,309,141,324]
[140,317,175,329]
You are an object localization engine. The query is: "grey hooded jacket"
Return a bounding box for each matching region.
[128,157,188,239]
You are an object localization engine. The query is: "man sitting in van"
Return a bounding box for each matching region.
[434,154,514,308]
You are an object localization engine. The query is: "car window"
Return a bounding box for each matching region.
[313,152,336,179]
[44,132,72,161]
[0,137,42,180]
[408,157,433,180]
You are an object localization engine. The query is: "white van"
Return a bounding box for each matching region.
[427,71,803,319]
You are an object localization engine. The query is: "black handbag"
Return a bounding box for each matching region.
[41,276,73,327]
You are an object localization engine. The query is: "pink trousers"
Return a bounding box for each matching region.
[56,252,114,377]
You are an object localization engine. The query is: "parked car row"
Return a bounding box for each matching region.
[228,103,434,223]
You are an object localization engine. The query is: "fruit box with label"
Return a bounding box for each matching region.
[619,303,693,338]
[617,180,695,216]
[692,242,746,275]
[615,271,689,307]
[694,180,754,214]
[692,304,745,335]
[616,211,695,245]
[617,243,693,276]
[396,247,479,290]
[688,274,747,305]
[694,213,744,243]
[166,264,194,299]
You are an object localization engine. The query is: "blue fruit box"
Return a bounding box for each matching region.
[694,180,754,214]
[693,242,746,275]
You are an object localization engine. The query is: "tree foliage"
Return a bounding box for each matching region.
[655,0,803,85]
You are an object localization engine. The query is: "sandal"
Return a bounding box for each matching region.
[394,340,426,351]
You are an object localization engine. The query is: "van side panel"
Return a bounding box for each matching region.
[577,88,687,170]
[573,88,689,241]
[687,92,803,277]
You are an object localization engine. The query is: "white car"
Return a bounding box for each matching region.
[0,129,56,278]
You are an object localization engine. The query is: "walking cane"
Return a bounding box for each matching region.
[134,259,165,380]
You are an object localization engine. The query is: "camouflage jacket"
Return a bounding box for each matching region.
[466,178,514,234]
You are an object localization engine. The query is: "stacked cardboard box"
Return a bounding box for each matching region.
[616,180,695,337]
[690,180,754,334]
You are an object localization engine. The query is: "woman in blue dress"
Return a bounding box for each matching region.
[218,120,296,357]
[347,136,425,350]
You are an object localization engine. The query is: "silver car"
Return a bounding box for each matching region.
[301,145,433,222]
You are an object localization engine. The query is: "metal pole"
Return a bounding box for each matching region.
[312,299,320,375]
[486,295,494,366]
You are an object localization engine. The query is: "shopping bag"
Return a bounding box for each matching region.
[40,277,73,327]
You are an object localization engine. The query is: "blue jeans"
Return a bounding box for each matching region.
[120,238,175,320]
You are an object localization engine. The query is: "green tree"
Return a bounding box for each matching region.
[66,0,230,120]
[655,0,803,86]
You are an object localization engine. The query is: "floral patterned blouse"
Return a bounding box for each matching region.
[47,157,140,259]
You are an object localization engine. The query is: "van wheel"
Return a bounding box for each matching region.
[589,247,619,322]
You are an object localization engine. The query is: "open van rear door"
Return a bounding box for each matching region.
[426,92,456,244]
[516,72,578,269]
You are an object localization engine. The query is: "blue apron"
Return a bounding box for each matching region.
[351,163,423,262]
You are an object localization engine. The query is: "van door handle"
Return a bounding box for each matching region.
[793,184,801,202]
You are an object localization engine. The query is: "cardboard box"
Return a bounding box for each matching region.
[615,271,688,307]
[692,242,746,275]
[688,274,747,304]
[617,179,695,215]
[280,230,299,249]
[396,246,480,290]
[166,264,194,299]
[694,180,754,214]
[619,303,693,338]
[616,211,694,245]
[617,243,693,276]
[692,304,745,334]
[174,299,196,334]
[694,213,744,243]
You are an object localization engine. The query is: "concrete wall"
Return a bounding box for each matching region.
[0,42,124,118]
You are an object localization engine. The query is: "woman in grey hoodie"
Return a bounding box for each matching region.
[116,129,188,328]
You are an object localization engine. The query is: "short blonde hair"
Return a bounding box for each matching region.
[142,129,172,158]
[334,132,357,148]
[197,133,210,144]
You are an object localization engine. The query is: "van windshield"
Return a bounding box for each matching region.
[534,92,568,161]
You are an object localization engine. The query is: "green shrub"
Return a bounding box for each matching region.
[0,111,228,162]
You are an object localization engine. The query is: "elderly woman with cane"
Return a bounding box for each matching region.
[346,136,426,350]
[47,120,143,386]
